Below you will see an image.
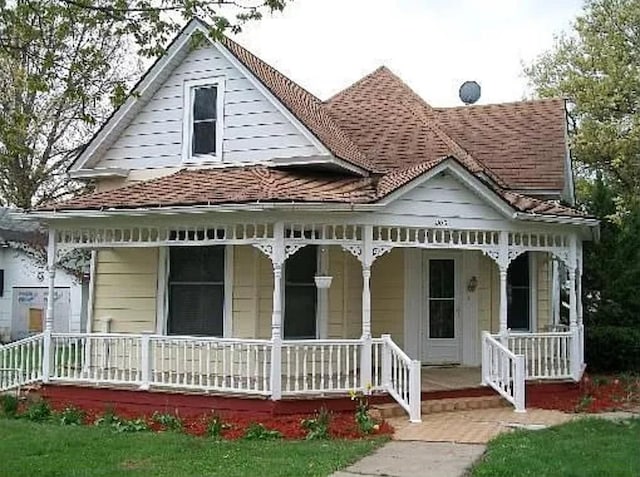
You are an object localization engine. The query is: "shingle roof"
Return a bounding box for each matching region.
[41,163,588,219]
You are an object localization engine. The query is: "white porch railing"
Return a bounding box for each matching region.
[481,331,525,412]
[0,334,44,391]
[381,334,421,423]
[507,332,573,380]
[0,331,421,421]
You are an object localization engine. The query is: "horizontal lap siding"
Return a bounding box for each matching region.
[371,249,404,346]
[536,252,552,331]
[93,248,158,333]
[95,46,318,170]
[232,246,257,338]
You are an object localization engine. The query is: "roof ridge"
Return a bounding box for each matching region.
[376,67,508,187]
[434,96,568,111]
[324,65,389,104]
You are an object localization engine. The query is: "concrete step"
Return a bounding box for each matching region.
[371,395,509,420]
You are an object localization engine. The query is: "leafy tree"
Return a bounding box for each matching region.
[525,0,640,212]
[0,0,288,209]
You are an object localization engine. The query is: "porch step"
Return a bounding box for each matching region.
[371,395,509,420]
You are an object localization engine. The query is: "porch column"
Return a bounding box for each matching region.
[42,229,56,383]
[568,235,580,379]
[360,225,373,391]
[577,242,584,367]
[498,231,509,339]
[270,222,285,400]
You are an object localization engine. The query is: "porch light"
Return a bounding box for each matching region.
[314,275,333,289]
[467,276,478,292]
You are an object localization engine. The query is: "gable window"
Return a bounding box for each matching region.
[182,77,224,162]
[507,252,534,331]
[168,246,225,336]
[284,245,318,339]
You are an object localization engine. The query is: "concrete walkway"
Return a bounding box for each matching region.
[331,441,486,477]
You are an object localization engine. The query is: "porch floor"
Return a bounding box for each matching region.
[421,366,482,392]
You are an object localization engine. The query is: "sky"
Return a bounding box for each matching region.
[233,0,584,106]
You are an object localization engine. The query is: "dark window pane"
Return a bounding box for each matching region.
[507,252,530,330]
[284,245,317,339]
[284,286,317,338]
[429,300,455,338]
[192,121,216,155]
[168,284,223,336]
[429,260,454,298]
[193,87,217,120]
[285,245,317,284]
[170,246,224,283]
[168,246,225,337]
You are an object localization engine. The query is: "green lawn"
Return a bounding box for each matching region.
[0,419,384,477]
[471,418,640,477]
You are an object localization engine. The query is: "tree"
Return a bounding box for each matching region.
[0,0,288,209]
[525,0,640,212]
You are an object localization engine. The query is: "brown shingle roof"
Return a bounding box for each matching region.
[435,99,568,191]
[41,163,588,219]
[220,37,376,172]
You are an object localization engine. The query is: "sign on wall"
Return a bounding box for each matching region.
[11,287,70,340]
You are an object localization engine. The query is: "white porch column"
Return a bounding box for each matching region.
[498,231,509,339]
[270,222,285,400]
[568,235,581,379]
[42,229,57,383]
[360,225,373,391]
[577,242,584,367]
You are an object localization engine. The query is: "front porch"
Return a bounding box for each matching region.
[2,218,588,421]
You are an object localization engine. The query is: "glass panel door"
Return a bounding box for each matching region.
[428,259,455,339]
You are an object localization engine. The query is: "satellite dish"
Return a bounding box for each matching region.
[459,81,481,105]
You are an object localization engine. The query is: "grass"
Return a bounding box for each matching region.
[471,418,640,477]
[0,419,384,477]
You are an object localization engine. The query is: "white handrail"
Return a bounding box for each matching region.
[0,333,44,391]
[381,334,421,422]
[482,331,525,412]
[502,331,575,380]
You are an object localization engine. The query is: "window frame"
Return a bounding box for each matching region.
[181,77,225,164]
[282,245,320,340]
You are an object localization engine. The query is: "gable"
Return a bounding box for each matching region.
[89,44,321,170]
[374,171,508,228]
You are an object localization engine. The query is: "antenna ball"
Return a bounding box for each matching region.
[459,81,481,105]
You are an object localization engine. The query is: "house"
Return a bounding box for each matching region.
[0,209,86,343]
[1,19,598,421]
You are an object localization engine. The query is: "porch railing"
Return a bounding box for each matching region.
[481,331,525,412]
[0,331,422,421]
[507,332,574,380]
[0,334,44,392]
[381,334,421,422]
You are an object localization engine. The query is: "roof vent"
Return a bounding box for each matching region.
[459,81,481,105]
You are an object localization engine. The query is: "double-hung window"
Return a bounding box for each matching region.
[283,245,318,339]
[507,252,534,331]
[182,77,224,162]
[168,246,225,336]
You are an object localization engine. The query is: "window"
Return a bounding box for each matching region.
[507,252,531,331]
[284,245,317,339]
[168,246,225,336]
[182,77,224,162]
[428,259,456,339]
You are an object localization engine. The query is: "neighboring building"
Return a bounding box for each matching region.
[0,209,86,343]
[2,19,598,421]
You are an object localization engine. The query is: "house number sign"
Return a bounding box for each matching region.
[434,218,449,227]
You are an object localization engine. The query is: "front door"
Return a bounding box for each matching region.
[422,254,460,364]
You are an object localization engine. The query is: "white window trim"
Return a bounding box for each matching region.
[181,76,225,164]
[158,245,233,337]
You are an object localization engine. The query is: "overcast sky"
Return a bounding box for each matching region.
[234,0,584,106]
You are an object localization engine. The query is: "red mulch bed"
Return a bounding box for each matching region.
[33,400,393,440]
[527,374,640,413]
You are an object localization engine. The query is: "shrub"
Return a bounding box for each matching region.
[58,406,85,426]
[349,390,376,434]
[585,326,640,372]
[0,394,19,418]
[95,408,149,433]
[24,400,51,422]
[206,414,228,439]
[243,422,282,440]
[152,411,183,432]
[301,407,331,440]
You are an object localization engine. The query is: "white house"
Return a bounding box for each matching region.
[1,19,598,421]
[0,209,86,343]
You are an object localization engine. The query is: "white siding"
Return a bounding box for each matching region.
[93,46,319,170]
[373,172,507,229]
